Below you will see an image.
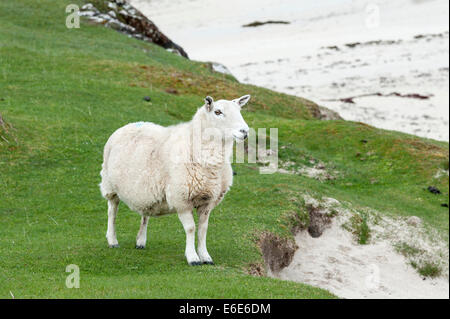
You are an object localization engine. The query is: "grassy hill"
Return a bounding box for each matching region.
[0,0,448,298]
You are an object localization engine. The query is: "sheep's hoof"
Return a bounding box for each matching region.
[203,261,214,265]
[135,245,145,249]
[109,244,120,248]
[189,261,202,266]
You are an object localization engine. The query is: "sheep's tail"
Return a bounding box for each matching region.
[99,139,114,199]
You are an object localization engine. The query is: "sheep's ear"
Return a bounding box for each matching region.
[205,96,214,112]
[233,94,251,108]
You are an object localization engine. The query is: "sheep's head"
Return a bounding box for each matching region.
[203,95,250,142]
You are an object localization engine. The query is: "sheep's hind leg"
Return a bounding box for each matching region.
[106,196,120,248]
[136,216,149,249]
[177,210,201,266]
[197,208,214,265]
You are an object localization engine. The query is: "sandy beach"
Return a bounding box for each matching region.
[130,0,449,141]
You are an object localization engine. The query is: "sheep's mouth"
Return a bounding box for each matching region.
[233,134,247,141]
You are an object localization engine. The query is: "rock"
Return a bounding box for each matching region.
[97,13,113,22]
[107,10,117,19]
[81,3,96,11]
[166,48,184,57]
[119,9,129,17]
[323,197,340,206]
[318,105,343,120]
[90,16,107,24]
[78,11,96,18]
[427,186,441,195]
[406,216,422,227]
[303,195,320,208]
[106,19,135,33]
[143,96,151,102]
[211,62,233,76]
[79,0,189,58]
[107,2,118,11]
[441,203,449,208]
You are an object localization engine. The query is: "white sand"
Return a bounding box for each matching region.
[130,0,449,141]
[270,196,449,299]
[276,221,449,299]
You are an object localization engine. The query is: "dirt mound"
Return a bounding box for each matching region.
[306,206,333,238]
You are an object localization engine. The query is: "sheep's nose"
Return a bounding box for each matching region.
[240,129,248,139]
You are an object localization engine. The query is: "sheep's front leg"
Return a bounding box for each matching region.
[178,210,201,265]
[106,197,120,248]
[136,216,149,249]
[197,209,213,265]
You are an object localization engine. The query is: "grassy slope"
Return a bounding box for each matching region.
[0,0,448,298]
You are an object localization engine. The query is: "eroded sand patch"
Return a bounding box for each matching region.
[271,196,449,299]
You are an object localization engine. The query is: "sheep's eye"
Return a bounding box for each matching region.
[214,110,223,116]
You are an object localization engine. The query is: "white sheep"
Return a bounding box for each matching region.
[99,95,251,265]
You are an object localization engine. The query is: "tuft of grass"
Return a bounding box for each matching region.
[395,242,423,257]
[396,243,444,278]
[326,208,339,218]
[358,213,371,245]
[294,198,311,229]
[411,261,442,278]
[342,212,371,245]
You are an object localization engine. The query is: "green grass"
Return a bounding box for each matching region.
[411,261,442,278]
[342,212,371,245]
[395,242,423,257]
[0,0,448,298]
